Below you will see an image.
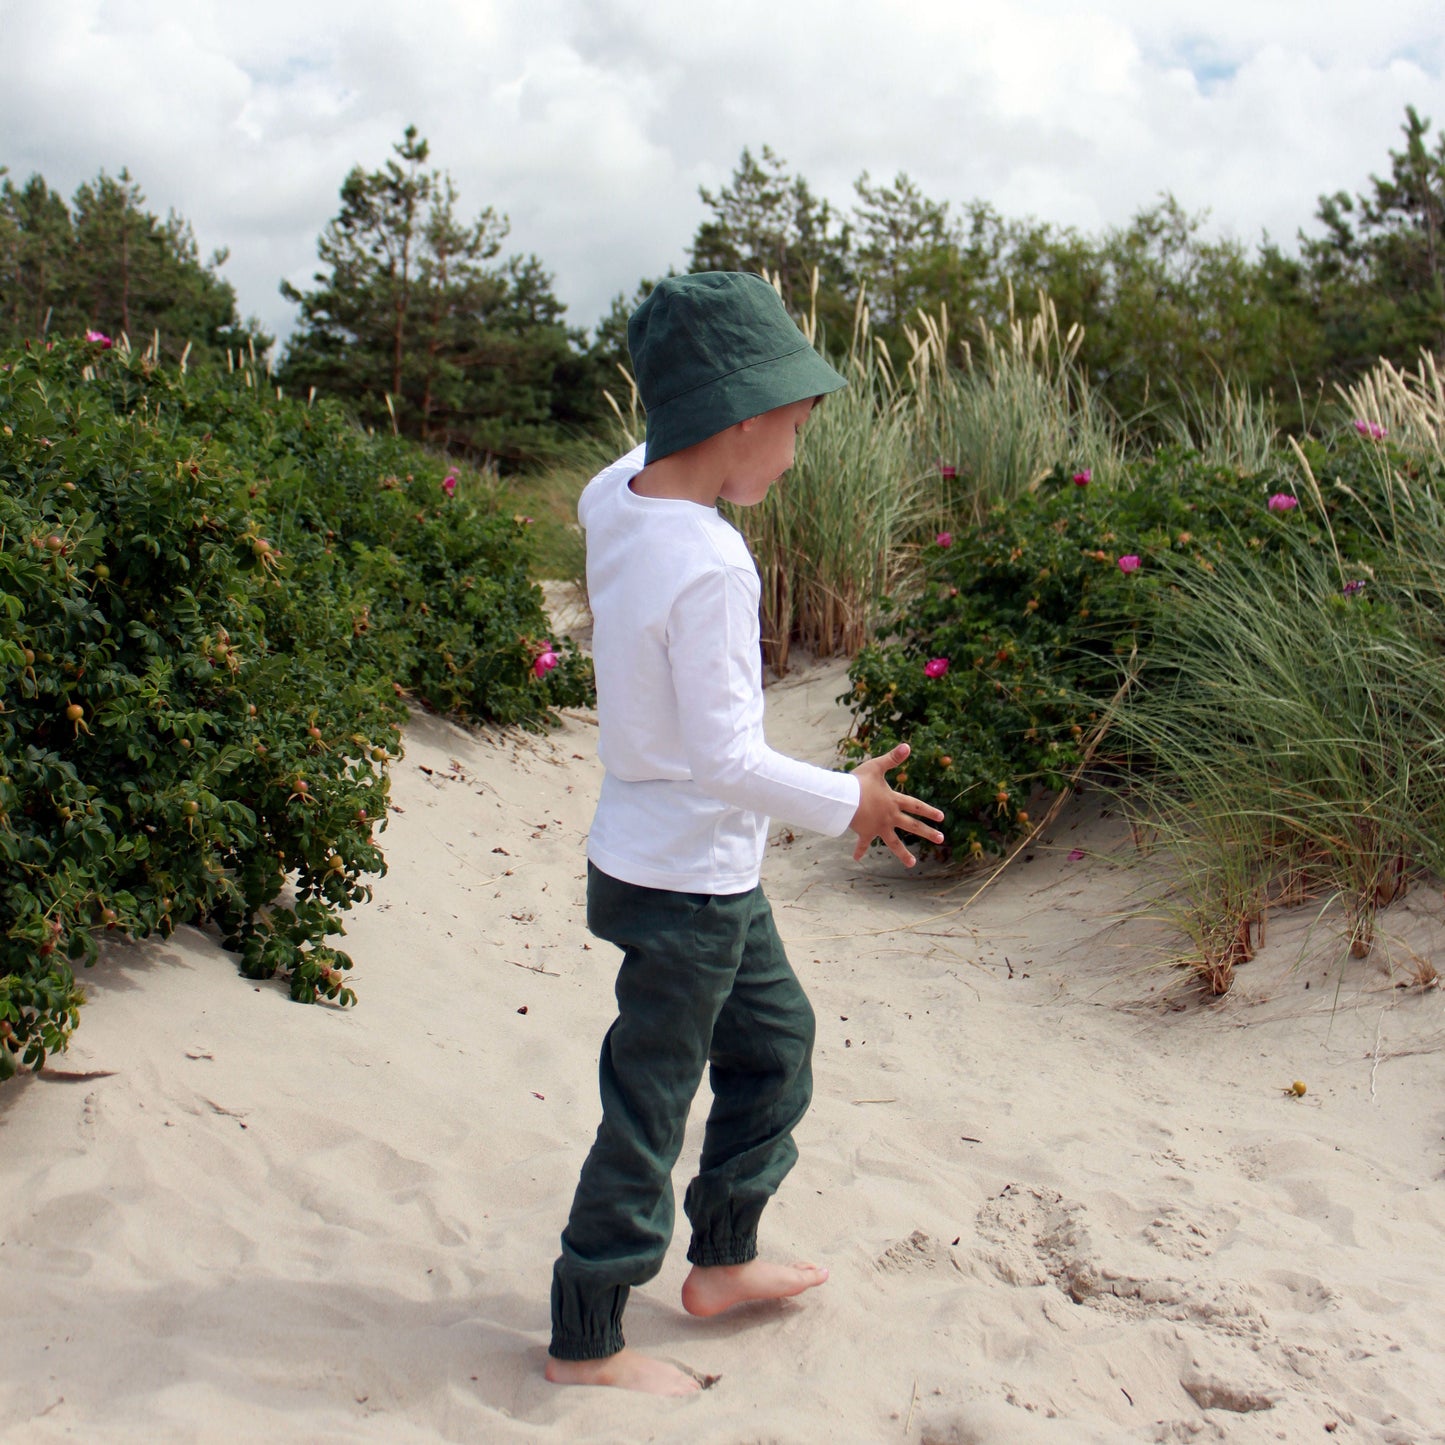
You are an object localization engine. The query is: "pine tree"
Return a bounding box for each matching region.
[0,166,259,360]
[0,171,73,339]
[1304,105,1445,371]
[280,127,591,468]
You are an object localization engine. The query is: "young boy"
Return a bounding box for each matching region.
[546,272,945,1396]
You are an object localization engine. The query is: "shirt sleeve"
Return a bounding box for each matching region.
[666,562,861,836]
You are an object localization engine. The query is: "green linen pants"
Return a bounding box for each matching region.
[548,863,816,1361]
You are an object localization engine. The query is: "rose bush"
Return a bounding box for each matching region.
[1,338,592,1077]
[843,450,1346,857]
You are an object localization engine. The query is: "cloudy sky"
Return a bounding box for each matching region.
[3,0,1442,352]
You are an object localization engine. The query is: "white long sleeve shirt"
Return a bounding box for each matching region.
[579,445,861,893]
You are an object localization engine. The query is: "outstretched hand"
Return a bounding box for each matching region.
[848,742,946,868]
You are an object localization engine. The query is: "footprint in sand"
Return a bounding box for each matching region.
[1258,1267,1339,1313]
[874,1229,960,1277]
[973,1185,1268,1341]
[1143,1203,1237,1260]
[1232,1143,1270,1181]
[974,1184,1090,1294]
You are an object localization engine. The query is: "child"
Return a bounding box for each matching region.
[546,272,945,1395]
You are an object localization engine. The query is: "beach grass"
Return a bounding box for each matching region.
[1107,408,1445,990]
[908,288,1127,528]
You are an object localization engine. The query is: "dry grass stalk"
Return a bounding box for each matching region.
[1337,352,1445,466]
[906,286,1124,528]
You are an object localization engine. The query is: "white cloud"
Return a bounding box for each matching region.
[1,0,1441,351]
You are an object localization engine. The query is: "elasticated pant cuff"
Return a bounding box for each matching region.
[549,1272,628,1361]
[686,1233,759,1268]
[548,1328,626,1362]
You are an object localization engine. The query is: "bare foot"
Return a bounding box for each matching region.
[680,1259,829,1318]
[544,1347,702,1396]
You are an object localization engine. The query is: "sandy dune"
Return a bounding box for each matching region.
[3,651,1444,1444]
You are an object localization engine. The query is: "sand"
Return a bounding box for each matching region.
[3,644,1444,1444]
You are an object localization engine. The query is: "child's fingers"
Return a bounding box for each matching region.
[855,819,930,865]
[892,793,945,845]
[898,812,946,846]
[852,798,946,861]
[895,793,945,824]
[855,827,916,866]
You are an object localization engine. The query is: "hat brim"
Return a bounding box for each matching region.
[644,343,847,465]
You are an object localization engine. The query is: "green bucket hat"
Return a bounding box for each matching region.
[628,272,847,464]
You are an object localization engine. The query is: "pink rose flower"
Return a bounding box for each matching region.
[1266,493,1298,512]
[1072,469,1092,486]
[1067,848,1085,862]
[923,657,950,678]
[533,646,559,679]
[442,474,457,497]
[1117,555,1141,574]
[1353,419,1387,441]
[935,531,953,548]
[85,330,112,348]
